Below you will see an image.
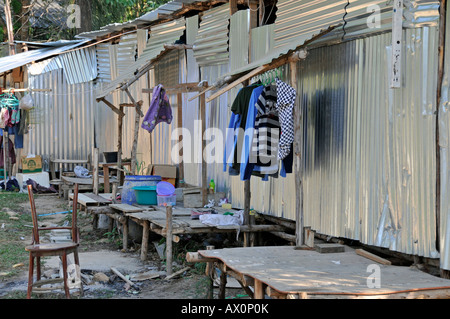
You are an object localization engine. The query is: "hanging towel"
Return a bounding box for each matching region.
[141,84,172,133]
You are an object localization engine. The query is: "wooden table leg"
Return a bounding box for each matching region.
[122,216,128,251]
[254,279,265,299]
[103,165,110,193]
[141,220,149,261]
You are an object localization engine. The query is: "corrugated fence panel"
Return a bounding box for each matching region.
[299,27,440,259]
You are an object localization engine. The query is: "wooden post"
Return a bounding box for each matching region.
[229,0,238,15]
[122,216,128,251]
[4,0,16,56]
[243,179,252,247]
[92,148,99,195]
[141,220,149,261]
[200,91,207,206]
[165,205,173,275]
[206,245,215,299]
[3,1,14,181]
[124,88,144,175]
[254,279,265,299]
[117,106,124,184]
[291,58,304,247]
[218,264,227,299]
[177,93,184,185]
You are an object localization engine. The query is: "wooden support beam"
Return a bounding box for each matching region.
[165,206,173,275]
[141,220,149,261]
[206,245,215,299]
[177,92,184,184]
[355,249,392,265]
[123,88,144,175]
[142,82,208,94]
[229,0,238,15]
[97,98,125,117]
[117,105,124,184]
[200,89,208,206]
[290,59,304,247]
[92,148,99,195]
[186,252,217,263]
[254,279,265,299]
[188,86,214,102]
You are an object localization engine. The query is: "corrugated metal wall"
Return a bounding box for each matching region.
[299,27,440,259]
[27,68,97,169]
[438,0,450,271]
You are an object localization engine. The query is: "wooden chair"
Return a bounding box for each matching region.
[25,183,83,299]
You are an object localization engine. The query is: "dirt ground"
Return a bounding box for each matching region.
[0,194,249,300]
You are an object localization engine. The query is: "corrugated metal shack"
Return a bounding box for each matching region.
[2,0,450,276]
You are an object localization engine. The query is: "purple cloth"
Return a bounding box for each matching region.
[141,84,172,133]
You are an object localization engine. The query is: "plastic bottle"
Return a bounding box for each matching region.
[209,179,215,193]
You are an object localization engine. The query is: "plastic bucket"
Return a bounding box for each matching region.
[122,175,161,205]
[133,186,157,205]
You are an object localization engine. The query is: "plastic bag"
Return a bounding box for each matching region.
[74,166,91,178]
[19,94,34,110]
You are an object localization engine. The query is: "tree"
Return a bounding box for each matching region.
[1,0,172,43]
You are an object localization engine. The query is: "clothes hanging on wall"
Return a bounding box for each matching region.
[224,78,297,182]
[223,82,261,175]
[0,92,24,149]
[0,135,16,168]
[141,84,173,133]
[275,78,296,160]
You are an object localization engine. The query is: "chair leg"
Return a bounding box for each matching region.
[27,254,34,299]
[36,257,41,281]
[61,252,70,299]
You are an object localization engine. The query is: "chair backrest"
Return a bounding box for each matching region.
[27,183,79,244]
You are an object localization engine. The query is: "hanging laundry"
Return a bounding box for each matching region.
[0,136,16,168]
[251,84,279,174]
[224,82,261,174]
[239,85,264,180]
[0,107,8,129]
[275,78,296,160]
[141,84,172,133]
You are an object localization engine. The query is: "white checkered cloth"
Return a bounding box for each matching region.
[275,78,296,160]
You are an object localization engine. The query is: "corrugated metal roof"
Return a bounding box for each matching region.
[213,0,440,87]
[27,46,98,84]
[95,18,186,99]
[193,4,230,66]
[0,39,90,75]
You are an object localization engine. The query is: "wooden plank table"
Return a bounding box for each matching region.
[196,246,450,299]
[99,161,131,193]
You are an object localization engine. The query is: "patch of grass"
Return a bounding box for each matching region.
[0,192,32,277]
